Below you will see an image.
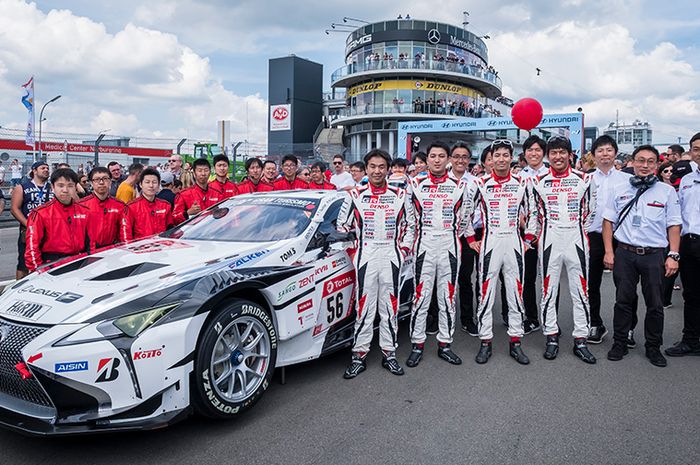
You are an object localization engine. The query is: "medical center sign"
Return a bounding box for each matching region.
[270,104,291,131]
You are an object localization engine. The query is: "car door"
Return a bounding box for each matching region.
[303,199,356,337]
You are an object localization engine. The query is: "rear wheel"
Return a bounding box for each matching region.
[193,299,277,419]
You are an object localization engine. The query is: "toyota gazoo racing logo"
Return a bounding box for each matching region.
[272,107,288,121]
[427,29,441,44]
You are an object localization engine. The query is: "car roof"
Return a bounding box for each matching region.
[249,190,344,200]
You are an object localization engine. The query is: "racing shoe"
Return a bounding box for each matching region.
[382,353,405,376]
[626,330,636,349]
[509,339,530,365]
[437,344,462,365]
[475,340,492,364]
[573,338,597,364]
[543,335,559,360]
[406,344,424,368]
[587,325,607,344]
[343,354,366,379]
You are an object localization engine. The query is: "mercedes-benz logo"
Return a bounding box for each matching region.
[427,29,441,44]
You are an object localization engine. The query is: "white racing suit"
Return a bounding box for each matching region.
[530,167,595,338]
[465,173,537,340]
[409,172,467,345]
[338,183,414,354]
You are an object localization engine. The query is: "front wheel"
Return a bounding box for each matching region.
[193,299,278,419]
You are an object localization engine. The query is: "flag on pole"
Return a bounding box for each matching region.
[21,76,35,146]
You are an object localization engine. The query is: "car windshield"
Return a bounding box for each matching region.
[164,196,320,242]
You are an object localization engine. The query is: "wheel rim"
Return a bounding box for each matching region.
[210,315,270,403]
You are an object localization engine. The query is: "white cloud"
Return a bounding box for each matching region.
[489,21,700,142]
[0,0,267,147]
[89,110,139,135]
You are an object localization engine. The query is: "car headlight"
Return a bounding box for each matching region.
[112,303,180,337]
[53,302,181,347]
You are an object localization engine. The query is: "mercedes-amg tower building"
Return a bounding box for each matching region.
[328,18,509,159]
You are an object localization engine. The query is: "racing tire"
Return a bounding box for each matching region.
[193,299,277,419]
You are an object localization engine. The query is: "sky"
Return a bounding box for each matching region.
[0,0,698,151]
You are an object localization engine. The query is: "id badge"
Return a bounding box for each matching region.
[632,215,642,227]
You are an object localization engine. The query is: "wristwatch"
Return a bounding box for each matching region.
[667,251,680,262]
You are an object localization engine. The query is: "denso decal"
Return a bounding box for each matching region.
[133,349,162,360]
[55,361,88,373]
[229,249,270,269]
[322,270,355,297]
[332,256,349,268]
[297,299,313,313]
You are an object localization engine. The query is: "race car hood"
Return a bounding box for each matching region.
[0,237,282,325]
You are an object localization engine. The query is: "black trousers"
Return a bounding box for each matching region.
[588,232,637,329]
[458,230,508,325]
[680,234,700,343]
[662,269,678,306]
[612,248,664,349]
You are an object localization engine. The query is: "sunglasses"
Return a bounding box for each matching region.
[662,169,672,173]
[333,161,343,165]
[547,135,570,143]
[491,139,514,149]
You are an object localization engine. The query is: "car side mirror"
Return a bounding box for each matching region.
[324,229,356,244]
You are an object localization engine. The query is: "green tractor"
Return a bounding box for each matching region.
[185,143,247,182]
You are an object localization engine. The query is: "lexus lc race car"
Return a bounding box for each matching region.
[0,191,414,435]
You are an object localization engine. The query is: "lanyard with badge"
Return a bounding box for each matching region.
[615,175,657,232]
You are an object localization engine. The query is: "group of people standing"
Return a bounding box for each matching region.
[4,151,363,279]
[338,132,700,378]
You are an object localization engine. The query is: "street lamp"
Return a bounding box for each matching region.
[93,129,110,166]
[38,94,61,160]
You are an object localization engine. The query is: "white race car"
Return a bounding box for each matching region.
[0,191,413,435]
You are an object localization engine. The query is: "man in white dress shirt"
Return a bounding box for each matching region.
[603,145,682,367]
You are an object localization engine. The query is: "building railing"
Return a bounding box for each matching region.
[331,59,502,89]
[333,102,504,119]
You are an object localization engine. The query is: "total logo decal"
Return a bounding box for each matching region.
[322,270,355,297]
[95,357,120,383]
[55,361,88,373]
[133,349,163,360]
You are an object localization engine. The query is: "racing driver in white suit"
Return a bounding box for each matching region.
[465,139,536,365]
[406,141,468,367]
[530,136,597,363]
[338,149,415,378]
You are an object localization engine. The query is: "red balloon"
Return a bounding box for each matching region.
[511,98,543,131]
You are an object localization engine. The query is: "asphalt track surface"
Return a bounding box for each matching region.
[0,259,697,464]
